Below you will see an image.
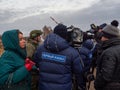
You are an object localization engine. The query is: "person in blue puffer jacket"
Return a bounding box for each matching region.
[34,24,84,90]
[80,39,94,72]
[78,39,94,90]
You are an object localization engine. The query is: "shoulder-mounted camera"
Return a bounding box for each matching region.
[67,25,84,47]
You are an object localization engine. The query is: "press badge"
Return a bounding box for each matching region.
[42,52,66,63]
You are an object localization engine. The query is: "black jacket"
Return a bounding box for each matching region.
[95,38,120,90]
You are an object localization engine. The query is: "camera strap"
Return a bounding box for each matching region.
[76,48,84,69]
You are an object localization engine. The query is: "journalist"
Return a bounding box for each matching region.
[34,24,84,90]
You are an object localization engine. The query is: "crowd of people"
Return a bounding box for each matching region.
[0,20,120,90]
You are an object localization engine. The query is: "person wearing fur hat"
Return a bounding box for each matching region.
[94,25,120,90]
[33,24,84,90]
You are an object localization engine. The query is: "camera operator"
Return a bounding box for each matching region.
[34,24,85,90]
[69,23,108,90]
[81,23,107,90]
[79,39,95,90]
[83,23,107,69]
[90,23,107,69]
[67,25,95,90]
[83,24,98,42]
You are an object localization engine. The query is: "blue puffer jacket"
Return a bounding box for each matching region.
[80,39,94,72]
[78,39,94,89]
[34,33,83,90]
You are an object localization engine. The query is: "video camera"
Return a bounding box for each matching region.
[83,24,99,41]
[67,25,84,47]
[88,24,99,34]
[66,24,99,47]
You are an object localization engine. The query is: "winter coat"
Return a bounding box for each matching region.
[0,30,31,90]
[26,39,39,60]
[94,38,120,90]
[34,33,83,90]
[80,39,94,72]
[26,38,40,90]
[78,39,94,90]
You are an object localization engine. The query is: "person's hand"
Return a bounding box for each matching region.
[86,72,94,82]
[25,58,35,71]
[84,71,95,82]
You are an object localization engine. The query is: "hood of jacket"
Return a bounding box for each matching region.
[102,37,120,49]
[82,39,94,50]
[2,30,26,59]
[44,33,69,52]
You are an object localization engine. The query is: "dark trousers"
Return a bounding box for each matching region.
[31,70,39,90]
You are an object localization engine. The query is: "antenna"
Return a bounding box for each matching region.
[50,16,59,24]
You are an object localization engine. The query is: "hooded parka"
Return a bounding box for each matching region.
[0,30,31,90]
[34,33,83,90]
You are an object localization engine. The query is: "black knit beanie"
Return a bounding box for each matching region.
[111,20,119,27]
[54,24,68,39]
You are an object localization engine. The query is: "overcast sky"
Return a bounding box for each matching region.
[0,0,120,36]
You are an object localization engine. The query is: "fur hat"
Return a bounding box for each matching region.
[54,24,68,39]
[102,25,120,38]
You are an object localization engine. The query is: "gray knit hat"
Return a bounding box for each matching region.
[102,25,120,38]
